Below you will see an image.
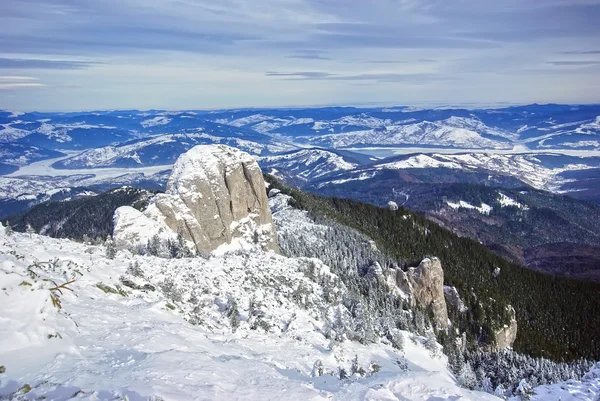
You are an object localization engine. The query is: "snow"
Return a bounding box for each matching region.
[0,223,503,401]
[510,362,600,401]
[229,114,273,127]
[498,192,528,210]
[259,149,358,181]
[167,144,257,195]
[446,200,493,215]
[307,120,512,150]
[140,116,172,128]
[379,154,463,170]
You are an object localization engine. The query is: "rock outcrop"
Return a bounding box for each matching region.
[494,305,518,350]
[396,257,449,330]
[113,145,278,254]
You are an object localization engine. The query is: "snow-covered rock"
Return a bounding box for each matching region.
[113,145,278,254]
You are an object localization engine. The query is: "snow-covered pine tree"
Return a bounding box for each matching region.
[105,237,116,259]
[5,221,13,236]
[26,223,35,238]
[457,361,477,390]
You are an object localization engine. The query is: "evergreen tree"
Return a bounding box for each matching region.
[176,231,193,258]
[457,362,477,390]
[5,221,13,236]
[25,223,35,238]
[105,237,117,259]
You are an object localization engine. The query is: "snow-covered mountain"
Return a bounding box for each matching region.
[258,148,363,185]
[52,131,295,169]
[315,152,600,194]
[303,120,513,150]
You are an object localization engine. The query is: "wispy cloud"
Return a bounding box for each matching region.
[265,71,447,83]
[0,58,99,69]
[560,50,600,55]
[0,75,45,89]
[265,71,334,79]
[547,60,600,66]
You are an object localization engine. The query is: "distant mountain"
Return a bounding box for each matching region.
[258,148,366,186]
[307,162,600,282]
[312,152,600,197]
[52,129,296,169]
[206,104,600,151]
[3,104,600,152]
[0,142,65,166]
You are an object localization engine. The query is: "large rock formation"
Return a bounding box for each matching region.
[494,305,518,350]
[396,257,449,330]
[113,145,278,254]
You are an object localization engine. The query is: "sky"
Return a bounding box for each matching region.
[0,0,599,111]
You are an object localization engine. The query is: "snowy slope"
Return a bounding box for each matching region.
[52,132,296,169]
[305,121,512,150]
[0,225,503,401]
[259,149,359,183]
[374,153,600,191]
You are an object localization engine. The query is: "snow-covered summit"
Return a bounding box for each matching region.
[113,145,277,255]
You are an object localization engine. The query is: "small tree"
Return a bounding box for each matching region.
[516,379,533,401]
[26,223,35,238]
[105,237,117,259]
[457,361,477,390]
[227,297,240,333]
[5,221,13,236]
[176,232,193,258]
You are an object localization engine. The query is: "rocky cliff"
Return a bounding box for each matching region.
[494,305,518,350]
[113,145,278,254]
[396,257,449,330]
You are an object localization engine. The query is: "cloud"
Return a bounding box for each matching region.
[560,50,600,54]
[265,71,446,83]
[265,71,334,79]
[547,61,600,66]
[0,58,99,69]
[0,0,599,109]
[0,75,45,89]
[286,54,332,60]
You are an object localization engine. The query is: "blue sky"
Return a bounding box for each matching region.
[1,0,599,111]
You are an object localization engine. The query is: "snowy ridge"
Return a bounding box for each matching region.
[371,153,600,191]
[53,132,296,169]
[259,149,358,182]
[140,116,172,128]
[306,120,512,149]
[0,223,503,401]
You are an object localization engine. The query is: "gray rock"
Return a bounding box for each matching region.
[494,305,518,350]
[114,145,278,254]
[396,257,449,330]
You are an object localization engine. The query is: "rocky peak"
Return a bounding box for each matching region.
[396,257,449,330]
[113,145,278,254]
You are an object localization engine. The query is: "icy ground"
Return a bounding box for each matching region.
[0,221,598,400]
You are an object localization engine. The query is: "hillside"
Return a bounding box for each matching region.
[266,176,600,362]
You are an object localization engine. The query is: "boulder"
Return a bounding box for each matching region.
[114,145,278,254]
[396,257,449,330]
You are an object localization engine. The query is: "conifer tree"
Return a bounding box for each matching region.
[5,221,13,236]
[105,237,117,259]
[26,223,35,238]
